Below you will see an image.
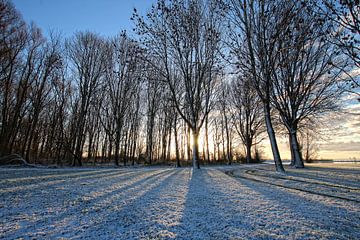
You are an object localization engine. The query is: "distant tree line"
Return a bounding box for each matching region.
[0,0,358,171]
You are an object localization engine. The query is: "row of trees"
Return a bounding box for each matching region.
[0,0,358,171]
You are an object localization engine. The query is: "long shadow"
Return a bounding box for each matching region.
[178,169,359,239]
[286,169,360,187]
[3,169,175,239]
[0,168,117,182]
[305,166,360,174]
[0,170,127,189]
[83,169,174,211]
[0,169,150,204]
[177,169,252,240]
[109,168,190,239]
[0,170,139,223]
[229,172,360,239]
[234,169,358,208]
[0,169,145,196]
[0,169,145,224]
[69,169,182,239]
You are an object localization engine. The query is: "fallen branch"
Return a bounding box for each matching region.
[0,154,37,167]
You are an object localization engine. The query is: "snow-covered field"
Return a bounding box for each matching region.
[0,164,359,239]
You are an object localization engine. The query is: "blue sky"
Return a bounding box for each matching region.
[12,0,157,38]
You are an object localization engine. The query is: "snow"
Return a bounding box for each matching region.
[0,164,359,239]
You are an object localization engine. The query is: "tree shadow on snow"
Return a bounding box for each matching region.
[232,174,359,239]
[88,169,185,239]
[177,169,253,240]
[5,169,174,239]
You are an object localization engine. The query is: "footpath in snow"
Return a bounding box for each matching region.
[0,164,359,239]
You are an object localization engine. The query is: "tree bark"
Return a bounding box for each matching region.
[290,130,304,168]
[246,140,252,164]
[187,125,191,163]
[224,114,231,165]
[114,130,120,166]
[205,115,210,164]
[264,105,285,172]
[174,116,181,167]
[192,129,200,169]
[289,133,295,166]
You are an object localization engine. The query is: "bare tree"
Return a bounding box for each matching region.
[218,83,233,164]
[22,34,63,162]
[0,0,27,90]
[227,0,292,172]
[299,128,319,163]
[314,0,359,99]
[100,32,143,166]
[133,0,225,168]
[1,24,46,157]
[270,1,344,168]
[316,0,359,67]
[0,2,69,164]
[66,32,106,166]
[0,0,28,156]
[46,70,71,165]
[144,63,163,165]
[173,108,181,167]
[230,76,264,163]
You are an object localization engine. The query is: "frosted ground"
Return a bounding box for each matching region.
[0,163,359,239]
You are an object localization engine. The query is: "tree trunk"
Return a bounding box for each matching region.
[289,133,295,166]
[87,132,94,162]
[123,131,128,167]
[229,133,233,165]
[174,117,181,167]
[205,115,210,164]
[107,137,113,163]
[73,116,85,167]
[213,134,217,162]
[192,129,200,169]
[187,125,191,163]
[23,120,33,162]
[73,136,83,167]
[246,141,252,164]
[221,117,226,161]
[290,130,304,168]
[304,132,310,162]
[161,122,167,163]
[146,137,153,165]
[224,115,231,165]
[167,125,172,162]
[264,105,285,172]
[114,132,120,166]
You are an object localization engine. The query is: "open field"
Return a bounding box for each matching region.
[0,163,359,239]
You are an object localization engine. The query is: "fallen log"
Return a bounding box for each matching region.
[0,154,37,167]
